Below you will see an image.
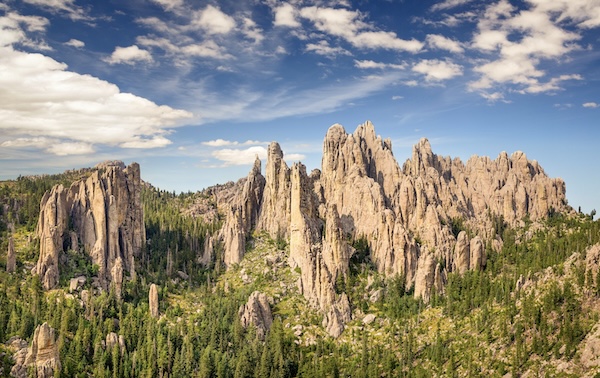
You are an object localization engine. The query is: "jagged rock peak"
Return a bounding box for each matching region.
[257,141,291,238]
[11,322,61,378]
[239,291,273,340]
[35,162,144,291]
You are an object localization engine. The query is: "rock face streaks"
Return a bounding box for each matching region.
[239,291,273,340]
[35,161,144,292]
[10,322,61,378]
[217,120,567,335]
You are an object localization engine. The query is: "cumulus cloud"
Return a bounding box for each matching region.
[210,146,305,166]
[0,13,192,156]
[104,45,154,65]
[212,146,267,166]
[583,102,599,108]
[273,3,301,27]
[426,34,464,53]
[412,59,463,81]
[469,0,594,97]
[64,38,84,48]
[191,5,236,35]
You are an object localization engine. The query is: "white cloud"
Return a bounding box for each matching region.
[305,40,350,56]
[413,59,463,81]
[469,0,595,97]
[583,102,599,108]
[192,5,236,35]
[22,0,91,22]
[181,41,232,59]
[151,0,183,12]
[273,3,301,27]
[64,38,84,48]
[299,6,423,53]
[392,95,404,100]
[46,142,95,156]
[241,17,264,43]
[431,0,475,12]
[354,59,406,70]
[212,146,268,166]
[426,34,464,53]
[104,45,153,65]
[0,18,192,157]
[284,153,306,162]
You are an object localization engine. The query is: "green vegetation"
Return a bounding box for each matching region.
[2,170,600,377]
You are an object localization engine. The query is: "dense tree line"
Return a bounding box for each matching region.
[2,170,600,376]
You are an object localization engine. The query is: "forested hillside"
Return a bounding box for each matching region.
[1,161,600,377]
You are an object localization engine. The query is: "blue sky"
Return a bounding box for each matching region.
[0,0,599,213]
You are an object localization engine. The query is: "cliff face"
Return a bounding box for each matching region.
[216,121,568,335]
[35,161,144,292]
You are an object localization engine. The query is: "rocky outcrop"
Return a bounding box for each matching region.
[149,283,159,318]
[106,332,126,354]
[453,231,470,275]
[240,157,266,234]
[239,291,273,340]
[197,233,214,266]
[35,161,144,291]
[257,142,291,239]
[221,206,245,267]
[289,163,334,309]
[469,236,486,271]
[586,244,600,286]
[6,235,16,273]
[452,232,486,274]
[214,121,567,314]
[219,156,265,268]
[10,322,61,378]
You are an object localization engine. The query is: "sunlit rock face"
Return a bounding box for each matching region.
[35,161,144,293]
[217,120,568,333]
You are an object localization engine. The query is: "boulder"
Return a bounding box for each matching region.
[11,323,61,378]
[239,291,273,340]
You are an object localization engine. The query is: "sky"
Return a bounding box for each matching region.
[0,0,599,214]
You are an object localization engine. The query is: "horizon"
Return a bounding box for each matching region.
[0,0,598,213]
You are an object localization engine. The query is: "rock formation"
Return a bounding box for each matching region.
[6,235,16,273]
[35,161,144,291]
[10,322,61,378]
[220,156,266,267]
[149,283,159,318]
[197,232,214,266]
[106,332,126,354]
[215,120,567,332]
[221,206,245,267]
[257,142,291,239]
[239,291,273,340]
